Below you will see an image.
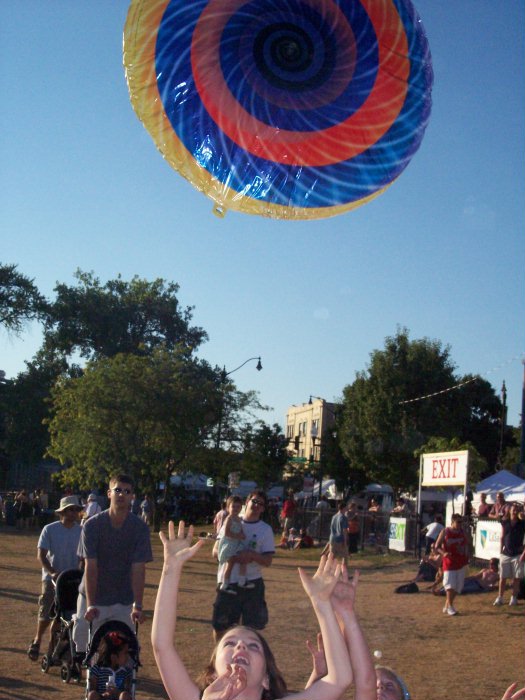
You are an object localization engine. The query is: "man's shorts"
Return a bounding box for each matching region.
[443,567,466,593]
[212,577,268,633]
[500,553,525,580]
[38,579,56,621]
[330,541,348,560]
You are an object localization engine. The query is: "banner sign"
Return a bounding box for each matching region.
[475,519,502,560]
[421,450,469,487]
[388,517,407,552]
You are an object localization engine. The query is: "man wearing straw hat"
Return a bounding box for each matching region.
[27,495,82,661]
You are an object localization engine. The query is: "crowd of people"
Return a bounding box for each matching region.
[18,478,525,699]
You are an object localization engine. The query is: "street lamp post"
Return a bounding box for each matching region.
[215,356,262,451]
[498,380,507,467]
[518,360,525,479]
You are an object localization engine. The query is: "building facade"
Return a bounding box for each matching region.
[285,397,336,461]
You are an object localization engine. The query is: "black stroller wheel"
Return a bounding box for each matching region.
[60,664,72,683]
[41,655,51,673]
[72,662,83,683]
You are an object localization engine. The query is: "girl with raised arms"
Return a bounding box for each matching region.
[151,521,353,700]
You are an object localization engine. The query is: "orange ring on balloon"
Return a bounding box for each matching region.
[191,0,409,167]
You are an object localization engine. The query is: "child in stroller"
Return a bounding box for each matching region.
[41,568,84,683]
[84,621,139,700]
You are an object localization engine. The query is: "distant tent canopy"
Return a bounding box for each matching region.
[474,470,525,503]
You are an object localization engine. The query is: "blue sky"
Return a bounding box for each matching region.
[1,1,524,434]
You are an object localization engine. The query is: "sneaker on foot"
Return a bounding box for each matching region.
[509,596,518,606]
[447,606,458,616]
[442,605,448,613]
[493,596,503,606]
[27,641,40,661]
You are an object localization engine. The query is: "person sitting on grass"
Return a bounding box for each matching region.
[88,631,132,700]
[294,528,314,550]
[151,520,353,700]
[218,496,253,594]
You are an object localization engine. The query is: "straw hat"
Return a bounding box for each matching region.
[55,496,82,513]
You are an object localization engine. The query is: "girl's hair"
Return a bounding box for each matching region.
[197,626,287,700]
[375,666,410,700]
[226,495,243,508]
[96,631,130,667]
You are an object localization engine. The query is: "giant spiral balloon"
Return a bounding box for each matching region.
[123,0,433,219]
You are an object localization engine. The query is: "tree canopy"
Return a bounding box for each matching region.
[44,270,207,360]
[46,349,222,493]
[239,422,288,490]
[0,263,47,335]
[338,328,506,491]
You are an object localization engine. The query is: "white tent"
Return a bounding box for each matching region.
[474,469,525,504]
[476,469,525,500]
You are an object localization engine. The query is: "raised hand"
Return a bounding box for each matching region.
[159,521,205,567]
[202,664,247,700]
[331,567,359,616]
[298,553,342,602]
[306,632,327,680]
[501,683,525,700]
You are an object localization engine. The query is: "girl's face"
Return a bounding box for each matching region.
[376,669,403,700]
[215,628,267,689]
[229,501,242,517]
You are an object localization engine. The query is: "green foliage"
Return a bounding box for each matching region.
[46,349,222,493]
[338,328,505,491]
[44,269,207,360]
[1,350,72,467]
[239,422,288,489]
[0,263,47,334]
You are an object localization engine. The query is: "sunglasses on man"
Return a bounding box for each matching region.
[111,487,133,495]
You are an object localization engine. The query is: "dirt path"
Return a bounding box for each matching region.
[1,526,523,700]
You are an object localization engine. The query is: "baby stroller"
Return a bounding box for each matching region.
[84,620,140,699]
[41,568,84,683]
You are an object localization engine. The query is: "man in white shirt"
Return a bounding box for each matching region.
[212,490,275,641]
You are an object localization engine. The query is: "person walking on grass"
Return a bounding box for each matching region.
[72,474,152,654]
[434,513,469,616]
[493,502,525,607]
[27,496,82,662]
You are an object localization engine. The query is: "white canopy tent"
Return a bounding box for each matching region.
[474,469,525,503]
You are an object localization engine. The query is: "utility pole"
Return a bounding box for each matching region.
[518,360,525,479]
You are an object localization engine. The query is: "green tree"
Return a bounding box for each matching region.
[0,263,47,334]
[44,270,206,360]
[239,422,288,489]
[2,350,73,469]
[211,373,268,483]
[338,328,505,491]
[46,349,222,495]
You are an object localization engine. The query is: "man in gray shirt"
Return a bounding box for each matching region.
[72,474,152,653]
[27,495,82,661]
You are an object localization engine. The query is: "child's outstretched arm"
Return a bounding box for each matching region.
[151,521,205,700]
[331,568,376,700]
[288,554,352,700]
[305,568,375,700]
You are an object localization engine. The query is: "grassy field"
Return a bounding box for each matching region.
[0,524,523,700]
